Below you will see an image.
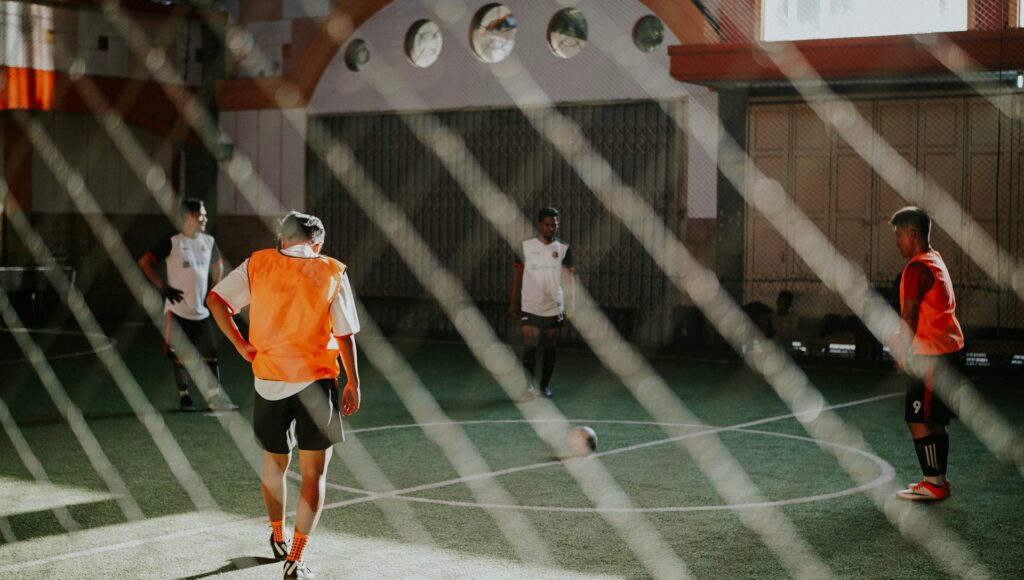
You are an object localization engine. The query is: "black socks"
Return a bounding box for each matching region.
[913,433,949,477]
[173,362,190,395]
[173,361,221,395]
[540,347,557,388]
[522,346,538,379]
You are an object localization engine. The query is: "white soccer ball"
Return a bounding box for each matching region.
[566,426,597,457]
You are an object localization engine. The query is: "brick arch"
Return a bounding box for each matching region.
[216,0,718,111]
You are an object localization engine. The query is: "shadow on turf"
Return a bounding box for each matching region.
[176,556,279,579]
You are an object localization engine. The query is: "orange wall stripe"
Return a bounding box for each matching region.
[0,66,194,140]
[1,67,56,110]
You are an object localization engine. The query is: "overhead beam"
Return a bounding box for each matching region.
[670,29,1024,84]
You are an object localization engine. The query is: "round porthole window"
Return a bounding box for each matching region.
[548,7,587,59]
[632,15,664,53]
[405,19,443,68]
[345,38,370,71]
[470,4,517,64]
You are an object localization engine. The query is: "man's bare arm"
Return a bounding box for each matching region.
[139,253,185,303]
[562,267,575,319]
[897,298,921,369]
[337,335,360,416]
[138,253,165,289]
[508,267,523,319]
[207,293,256,362]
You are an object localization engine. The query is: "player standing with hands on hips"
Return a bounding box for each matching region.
[890,207,964,502]
[208,211,361,579]
[138,197,237,412]
[509,207,575,399]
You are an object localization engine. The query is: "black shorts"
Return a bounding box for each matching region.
[904,350,963,425]
[521,311,564,331]
[164,312,217,363]
[253,378,344,454]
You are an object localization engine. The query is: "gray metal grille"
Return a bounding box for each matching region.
[307,101,682,344]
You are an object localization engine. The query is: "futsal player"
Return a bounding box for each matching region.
[890,207,964,501]
[207,211,361,579]
[508,207,575,399]
[138,198,237,412]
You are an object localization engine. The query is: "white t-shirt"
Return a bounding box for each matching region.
[210,244,360,401]
[148,232,220,320]
[515,237,573,317]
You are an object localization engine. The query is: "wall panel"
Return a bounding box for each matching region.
[218,109,308,216]
[30,112,174,215]
[747,96,1022,331]
[257,109,282,216]
[233,110,260,215]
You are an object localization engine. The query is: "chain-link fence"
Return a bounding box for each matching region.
[744,94,1024,362]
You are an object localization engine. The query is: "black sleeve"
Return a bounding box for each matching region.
[562,246,573,269]
[148,236,172,261]
[211,240,222,263]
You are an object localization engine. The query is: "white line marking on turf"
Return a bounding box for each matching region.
[316,392,901,509]
[0,329,117,365]
[285,470,366,494]
[373,426,894,512]
[327,391,901,497]
[0,392,900,572]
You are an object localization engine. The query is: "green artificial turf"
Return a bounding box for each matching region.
[0,326,1021,579]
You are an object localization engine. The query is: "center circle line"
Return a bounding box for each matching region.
[327,417,895,512]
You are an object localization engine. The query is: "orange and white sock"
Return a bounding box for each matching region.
[270,519,285,543]
[287,531,308,562]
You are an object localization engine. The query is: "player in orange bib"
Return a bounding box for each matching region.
[889,207,964,502]
[208,212,360,579]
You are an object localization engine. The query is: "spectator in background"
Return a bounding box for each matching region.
[770,290,799,345]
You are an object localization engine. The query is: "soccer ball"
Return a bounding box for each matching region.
[566,426,597,457]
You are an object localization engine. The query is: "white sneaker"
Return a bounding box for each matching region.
[207,392,239,411]
[519,387,541,402]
